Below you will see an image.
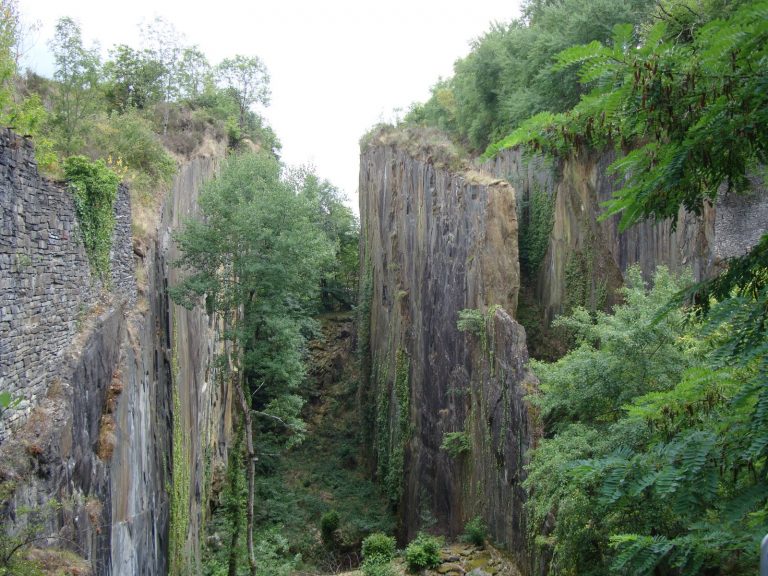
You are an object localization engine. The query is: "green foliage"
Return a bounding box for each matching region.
[518,184,555,275]
[405,0,654,152]
[372,348,412,505]
[89,109,176,198]
[64,155,120,281]
[525,265,768,575]
[456,306,501,364]
[461,516,487,547]
[361,555,397,576]
[456,308,485,336]
[103,44,165,112]
[172,151,333,415]
[168,323,191,576]
[285,165,360,311]
[404,533,442,572]
[0,391,21,421]
[0,0,18,117]
[216,54,270,131]
[0,484,60,576]
[361,533,396,561]
[440,431,471,458]
[490,1,768,234]
[49,17,102,156]
[320,510,340,543]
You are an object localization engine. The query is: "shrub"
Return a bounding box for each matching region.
[456,308,485,335]
[440,431,471,457]
[89,110,177,200]
[461,516,487,547]
[361,555,396,576]
[405,532,442,572]
[362,532,396,561]
[320,510,340,543]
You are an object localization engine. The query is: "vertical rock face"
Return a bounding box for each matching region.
[484,147,768,321]
[110,154,231,575]
[359,130,539,572]
[0,130,230,575]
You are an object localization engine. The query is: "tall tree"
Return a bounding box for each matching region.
[140,16,183,134]
[49,16,100,155]
[172,151,332,576]
[216,55,270,131]
[285,165,359,309]
[103,44,165,112]
[177,46,210,100]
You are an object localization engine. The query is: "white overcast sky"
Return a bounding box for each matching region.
[18,1,522,211]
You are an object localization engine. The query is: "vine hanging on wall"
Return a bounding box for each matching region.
[64,155,120,282]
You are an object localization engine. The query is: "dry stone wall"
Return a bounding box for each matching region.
[0,128,229,576]
[0,129,134,439]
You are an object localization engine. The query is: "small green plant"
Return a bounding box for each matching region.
[362,532,396,561]
[14,253,31,271]
[361,555,397,576]
[404,532,442,572]
[440,431,471,457]
[461,516,487,547]
[320,510,340,544]
[456,308,484,336]
[0,391,22,421]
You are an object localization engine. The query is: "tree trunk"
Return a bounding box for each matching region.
[235,374,257,576]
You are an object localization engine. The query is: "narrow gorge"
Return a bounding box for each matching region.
[1,2,767,574]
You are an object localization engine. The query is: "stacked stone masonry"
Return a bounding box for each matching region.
[0,128,135,440]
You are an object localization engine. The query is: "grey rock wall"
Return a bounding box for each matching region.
[0,128,229,575]
[359,133,539,574]
[0,129,134,440]
[484,147,768,321]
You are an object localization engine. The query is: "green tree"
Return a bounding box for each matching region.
[49,16,101,155]
[526,267,768,574]
[177,46,210,100]
[0,0,19,117]
[216,55,270,132]
[140,16,183,134]
[405,0,654,152]
[489,1,767,231]
[285,165,359,310]
[172,151,333,576]
[103,44,164,112]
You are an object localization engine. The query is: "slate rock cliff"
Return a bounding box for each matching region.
[484,147,768,322]
[358,128,539,573]
[0,129,231,575]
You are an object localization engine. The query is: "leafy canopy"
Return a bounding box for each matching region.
[525,266,768,575]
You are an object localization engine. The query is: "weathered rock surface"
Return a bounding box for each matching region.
[0,130,230,575]
[359,129,539,574]
[483,147,768,321]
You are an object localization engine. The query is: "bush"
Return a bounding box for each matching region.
[461,516,487,547]
[362,532,396,561]
[440,431,471,457]
[320,510,340,543]
[361,555,396,576]
[404,532,442,572]
[88,110,177,200]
